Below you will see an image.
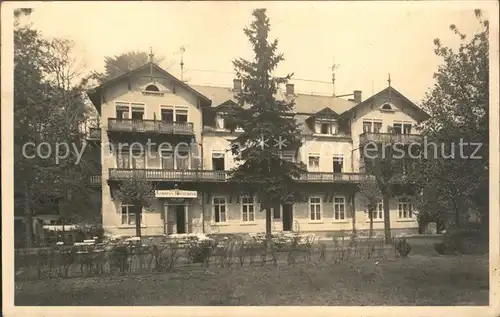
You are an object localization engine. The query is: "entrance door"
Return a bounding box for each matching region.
[282,204,293,231]
[175,205,186,234]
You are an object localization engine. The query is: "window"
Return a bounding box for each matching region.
[121,205,142,225]
[373,122,382,133]
[381,103,392,110]
[392,123,402,134]
[308,155,320,170]
[363,121,372,133]
[320,123,329,134]
[160,149,174,169]
[241,196,255,222]
[116,105,129,120]
[403,124,412,134]
[145,84,159,92]
[216,115,225,130]
[333,156,343,173]
[161,108,174,122]
[309,197,321,221]
[368,202,383,220]
[334,197,345,220]
[213,197,227,223]
[398,197,413,219]
[212,151,225,171]
[117,147,145,169]
[160,106,188,123]
[175,108,188,122]
[131,106,144,120]
[175,144,190,170]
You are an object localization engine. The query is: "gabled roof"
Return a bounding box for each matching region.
[191,84,357,116]
[87,63,212,113]
[308,107,340,120]
[342,86,430,122]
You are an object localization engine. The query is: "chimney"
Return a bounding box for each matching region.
[286,83,295,95]
[233,79,242,92]
[353,90,362,103]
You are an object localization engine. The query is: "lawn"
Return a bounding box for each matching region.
[15,236,489,306]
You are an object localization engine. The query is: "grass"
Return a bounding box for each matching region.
[15,236,489,306]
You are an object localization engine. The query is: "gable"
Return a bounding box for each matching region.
[344,87,429,123]
[87,63,211,113]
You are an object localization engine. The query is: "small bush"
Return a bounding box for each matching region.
[441,227,487,255]
[394,238,411,257]
[186,240,214,263]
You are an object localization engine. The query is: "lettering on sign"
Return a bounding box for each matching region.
[155,189,198,198]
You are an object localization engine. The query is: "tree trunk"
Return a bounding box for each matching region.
[452,199,461,228]
[24,183,34,248]
[135,205,142,238]
[382,191,392,244]
[368,208,374,239]
[265,208,272,245]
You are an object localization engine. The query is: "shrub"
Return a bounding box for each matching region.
[394,238,411,257]
[441,227,487,255]
[186,240,214,263]
[109,245,129,272]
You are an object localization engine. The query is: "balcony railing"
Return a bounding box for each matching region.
[108,168,369,183]
[107,118,194,135]
[89,175,101,186]
[359,132,422,145]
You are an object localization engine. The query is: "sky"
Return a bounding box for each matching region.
[16,1,495,103]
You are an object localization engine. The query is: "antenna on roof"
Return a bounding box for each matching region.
[388,73,392,101]
[331,57,339,97]
[148,47,154,81]
[180,46,186,82]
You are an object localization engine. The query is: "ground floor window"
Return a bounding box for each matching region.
[241,196,255,222]
[309,197,322,221]
[213,197,227,223]
[121,205,142,225]
[374,202,383,219]
[398,197,413,219]
[333,197,345,220]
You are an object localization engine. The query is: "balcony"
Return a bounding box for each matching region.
[108,169,368,183]
[107,119,194,135]
[359,132,422,145]
[89,175,101,187]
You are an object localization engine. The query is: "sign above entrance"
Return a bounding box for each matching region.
[155,189,198,198]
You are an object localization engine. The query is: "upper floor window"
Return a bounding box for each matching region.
[160,105,188,123]
[115,102,144,121]
[216,114,226,130]
[363,120,382,134]
[333,155,343,173]
[316,121,338,135]
[280,151,295,163]
[381,103,393,111]
[308,155,320,170]
[145,84,160,92]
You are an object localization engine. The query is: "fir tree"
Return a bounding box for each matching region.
[227,8,306,241]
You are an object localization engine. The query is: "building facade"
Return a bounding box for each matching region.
[86,63,429,237]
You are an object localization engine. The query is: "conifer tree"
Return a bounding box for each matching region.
[227,8,306,241]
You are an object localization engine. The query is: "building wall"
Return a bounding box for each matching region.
[99,68,204,236]
[350,91,420,172]
[97,74,420,236]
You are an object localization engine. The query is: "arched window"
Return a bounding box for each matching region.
[145,84,160,92]
[381,103,392,110]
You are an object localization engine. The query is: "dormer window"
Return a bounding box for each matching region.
[216,114,225,130]
[145,84,159,92]
[315,120,338,135]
